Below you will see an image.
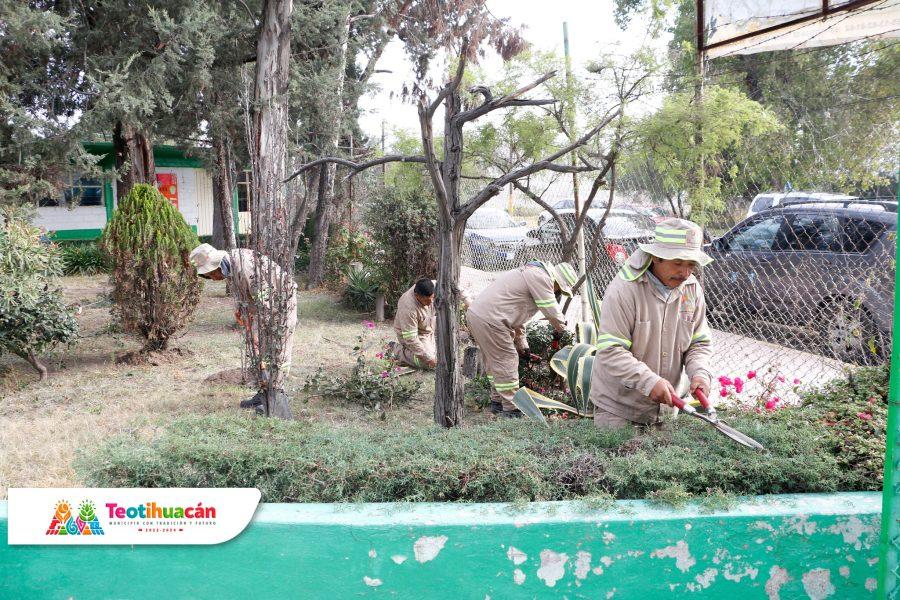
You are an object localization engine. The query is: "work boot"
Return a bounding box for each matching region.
[489,400,503,415]
[239,390,264,409]
[500,409,523,419]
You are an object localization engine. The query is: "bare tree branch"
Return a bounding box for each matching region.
[417,96,451,222]
[455,71,558,125]
[284,154,427,183]
[427,39,469,119]
[458,109,620,222]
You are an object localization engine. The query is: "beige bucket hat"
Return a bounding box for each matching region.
[189,243,228,275]
[638,218,713,266]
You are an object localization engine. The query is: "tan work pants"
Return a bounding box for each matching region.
[466,310,520,411]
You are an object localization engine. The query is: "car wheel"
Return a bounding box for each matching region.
[820,299,884,365]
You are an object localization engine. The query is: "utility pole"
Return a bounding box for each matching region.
[564,22,589,323]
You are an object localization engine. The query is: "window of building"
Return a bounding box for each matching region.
[37,176,104,208]
[237,170,252,212]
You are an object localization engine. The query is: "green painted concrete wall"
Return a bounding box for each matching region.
[0,493,881,599]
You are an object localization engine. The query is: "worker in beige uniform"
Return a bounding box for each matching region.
[392,278,438,369]
[391,278,473,369]
[467,261,577,417]
[589,218,713,428]
[189,243,298,411]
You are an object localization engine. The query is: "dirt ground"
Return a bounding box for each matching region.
[0,275,490,498]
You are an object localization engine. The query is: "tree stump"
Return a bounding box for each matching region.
[375,292,385,322]
[462,346,483,379]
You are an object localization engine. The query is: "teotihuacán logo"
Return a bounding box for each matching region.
[46,499,105,536]
[9,488,260,545]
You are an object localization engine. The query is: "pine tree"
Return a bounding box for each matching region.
[100,184,201,355]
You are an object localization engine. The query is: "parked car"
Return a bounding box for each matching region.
[536,199,609,226]
[746,191,858,218]
[704,199,896,365]
[521,209,656,294]
[462,208,529,270]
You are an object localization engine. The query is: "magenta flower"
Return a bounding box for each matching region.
[362,320,375,329]
[719,388,728,398]
[380,371,389,379]
[793,378,801,385]
[734,377,744,393]
[394,367,403,372]
[375,352,384,359]
[857,412,872,421]
[777,374,786,383]
[718,375,733,388]
[747,370,757,380]
[765,396,781,411]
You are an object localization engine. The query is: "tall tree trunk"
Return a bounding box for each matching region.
[249,0,293,420]
[305,10,351,289]
[113,120,155,200]
[432,89,466,427]
[433,219,466,427]
[305,166,332,288]
[211,132,237,251]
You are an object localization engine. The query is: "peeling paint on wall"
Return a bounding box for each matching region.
[575,551,592,580]
[391,555,407,565]
[537,550,568,587]
[651,541,696,573]
[865,577,877,591]
[839,566,850,578]
[686,567,717,592]
[827,516,873,551]
[413,535,447,563]
[802,568,835,600]
[506,546,527,566]
[363,576,382,587]
[765,565,790,600]
[723,563,759,582]
[513,569,526,585]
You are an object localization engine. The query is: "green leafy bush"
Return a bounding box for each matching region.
[100,184,201,354]
[365,185,437,311]
[79,387,880,503]
[59,242,107,275]
[519,322,574,399]
[0,217,78,379]
[323,227,374,286]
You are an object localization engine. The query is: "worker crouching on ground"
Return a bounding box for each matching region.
[391,278,473,369]
[189,243,298,412]
[467,261,577,418]
[589,218,713,429]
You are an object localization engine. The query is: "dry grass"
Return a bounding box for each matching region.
[0,275,487,498]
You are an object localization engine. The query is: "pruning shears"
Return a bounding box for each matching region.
[670,389,764,450]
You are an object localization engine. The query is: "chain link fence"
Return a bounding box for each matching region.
[457,178,897,406]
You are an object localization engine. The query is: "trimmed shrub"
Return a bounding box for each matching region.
[0,217,78,379]
[100,184,201,353]
[78,393,878,503]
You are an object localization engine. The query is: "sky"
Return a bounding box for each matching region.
[357,0,668,145]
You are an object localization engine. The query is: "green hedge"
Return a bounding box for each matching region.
[77,367,886,503]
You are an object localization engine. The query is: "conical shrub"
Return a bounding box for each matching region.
[100,183,201,352]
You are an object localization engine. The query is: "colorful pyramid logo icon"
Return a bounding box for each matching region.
[46,500,104,536]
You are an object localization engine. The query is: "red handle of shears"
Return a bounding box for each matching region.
[694,388,711,411]
[669,393,696,413]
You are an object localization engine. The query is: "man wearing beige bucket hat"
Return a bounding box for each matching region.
[589,218,714,428]
[467,261,577,417]
[189,243,297,411]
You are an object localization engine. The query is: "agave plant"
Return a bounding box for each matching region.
[512,274,604,426]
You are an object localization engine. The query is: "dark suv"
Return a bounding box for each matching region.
[703,200,896,365]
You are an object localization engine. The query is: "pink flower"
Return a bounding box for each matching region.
[734,377,744,394]
[362,320,375,329]
[375,352,384,359]
[747,370,757,380]
[777,374,786,383]
[395,367,403,372]
[719,388,728,398]
[857,412,873,421]
[765,396,781,411]
[718,375,733,388]
[380,371,389,379]
[793,378,801,385]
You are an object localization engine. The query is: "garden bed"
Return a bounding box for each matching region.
[78,364,886,503]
